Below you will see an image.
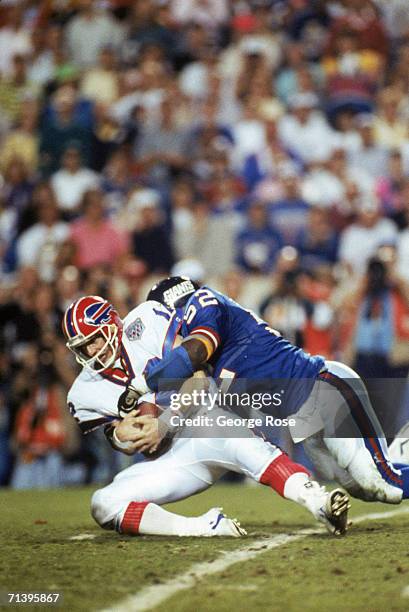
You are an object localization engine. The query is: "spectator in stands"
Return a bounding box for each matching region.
[55,265,81,315]
[376,0,409,43]
[295,207,339,267]
[0,158,34,273]
[11,360,76,489]
[100,150,134,217]
[27,27,54,88]
[43,24,74,85]
[278,91,337,164]
[260,267,309,347]
[51,145,99,219]
[347,113,388,181]
[170,179,197,261]
[0,266,40,349]
[302,147,373,216]
[171,0,229,30]
[0,5,32,78]
[69,189,128,271]
[375,149,407,218]
[80,46,120,106]
[0,99,39,174]
[236,200,282,274]
[66,0,125,69]
[326,0,389,57]
[338,192,398,276]
[0,54,38,124]
[240,100,293,193]
[373,87,407,147]
[275,40,323,105]
[130,189,174,273]
[16,188,69,282]
[268,164,310,245]
[126,0,177,65]
[39,86,92,175]
[321,27,383,122]
[341,253,409,378]
[136,95,189,188]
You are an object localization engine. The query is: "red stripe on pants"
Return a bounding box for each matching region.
[260,454,310,497]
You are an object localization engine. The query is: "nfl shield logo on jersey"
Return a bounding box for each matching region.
[125,318,145,341]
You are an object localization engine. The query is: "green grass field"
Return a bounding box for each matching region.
[2,484,409,612]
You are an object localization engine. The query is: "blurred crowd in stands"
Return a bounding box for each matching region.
[2,0,409,488]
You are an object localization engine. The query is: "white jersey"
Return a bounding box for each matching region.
[67,301,181,434]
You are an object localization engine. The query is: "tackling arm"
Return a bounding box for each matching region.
[145,336,211,392]
[116,337,209,414]
[119,288,223,409]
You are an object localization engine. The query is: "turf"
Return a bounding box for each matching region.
[1,485,409,612]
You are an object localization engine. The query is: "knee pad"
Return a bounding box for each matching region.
[324,437,357,469]
[90,488,116,529]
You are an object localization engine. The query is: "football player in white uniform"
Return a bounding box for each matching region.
[63,295,350,537]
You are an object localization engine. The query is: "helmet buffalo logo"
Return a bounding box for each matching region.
[84,302,112,326]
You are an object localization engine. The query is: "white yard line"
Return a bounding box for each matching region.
[99,506,409,612]
[69,533,97,541]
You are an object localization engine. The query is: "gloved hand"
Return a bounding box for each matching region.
[117,375,149,417]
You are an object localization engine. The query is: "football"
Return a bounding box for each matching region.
[136,401,172,459]
[137,400,160,419]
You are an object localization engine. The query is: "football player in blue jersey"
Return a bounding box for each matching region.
[125,276,409,507]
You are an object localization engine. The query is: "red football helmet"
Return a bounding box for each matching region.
[62,296,123,371]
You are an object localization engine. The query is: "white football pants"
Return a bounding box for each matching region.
[91,432,281,528]
[296,360,403,503]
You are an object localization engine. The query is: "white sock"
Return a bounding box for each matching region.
[283,473,327,518]
[139,503,207,536]
[283,472,310,502]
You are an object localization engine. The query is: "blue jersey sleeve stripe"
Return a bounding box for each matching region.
[162,313,182,356]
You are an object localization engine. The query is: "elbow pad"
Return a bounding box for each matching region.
[146,345,195,392]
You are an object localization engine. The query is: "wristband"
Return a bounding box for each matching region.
[112,427,135,452]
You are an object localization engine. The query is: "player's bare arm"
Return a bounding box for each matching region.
[182,336,213,365]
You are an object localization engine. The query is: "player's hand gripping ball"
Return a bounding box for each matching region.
[136,402,172,459]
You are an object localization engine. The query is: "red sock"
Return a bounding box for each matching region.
[260,453,310,497]
[120,501,149,535]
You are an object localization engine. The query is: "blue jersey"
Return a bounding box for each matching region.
[179,286,325,413]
